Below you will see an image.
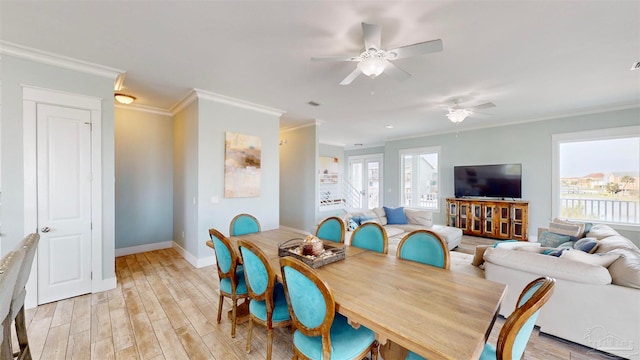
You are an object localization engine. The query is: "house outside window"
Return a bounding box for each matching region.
[400,146,440,210]
[552,126,639,226]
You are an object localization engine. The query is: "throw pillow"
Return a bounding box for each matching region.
[538,231,572,248]
[384,206,408,225]
[347,218,358,231]
[573,237,598,253]
[372,207,387,225]
[549,218,585,239]
[560,249,620,267]
[472,245,492,266]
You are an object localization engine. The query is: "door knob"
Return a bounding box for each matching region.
[41,227,51,233]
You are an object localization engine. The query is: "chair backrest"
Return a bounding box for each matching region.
[351,222,388,254]
[315,216,345,244]
[396,230,450,269]
[238,239,275,303]
[497,277,555,360]
[11,233,40,315]
[230,213,261,236]
[280,257,335,356]
[0,250,26,326]
[209,228,240,282]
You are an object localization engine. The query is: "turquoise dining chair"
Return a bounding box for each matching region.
[406,277,556,360]
[280,257,378,360]
[396,230,450,269]
[315,216,345,243]
[238,240,292,360]
[230,213,261,236]
[209,228,250,338]
[351,222,388,254]
[10,233,40,360]
[0,248,26,360]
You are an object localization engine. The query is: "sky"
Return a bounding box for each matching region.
[560,137,640,178]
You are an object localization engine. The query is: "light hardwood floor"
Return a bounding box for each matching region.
[15,247,622,359]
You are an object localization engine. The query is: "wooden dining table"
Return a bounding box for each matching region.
[207,228,507,360]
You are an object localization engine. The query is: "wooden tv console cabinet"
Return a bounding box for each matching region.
[446,198,529,241]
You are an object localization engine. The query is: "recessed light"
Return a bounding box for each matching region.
[385,124,393,129]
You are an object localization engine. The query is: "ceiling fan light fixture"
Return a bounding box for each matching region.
[114,93,136,105]
[447,108,472,123]
[357,57,386,78]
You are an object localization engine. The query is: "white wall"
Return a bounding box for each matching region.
[115,106,173,253]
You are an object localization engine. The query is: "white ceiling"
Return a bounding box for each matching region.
[1,1,639,148]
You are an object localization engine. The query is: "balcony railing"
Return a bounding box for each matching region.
[560,197,639,224]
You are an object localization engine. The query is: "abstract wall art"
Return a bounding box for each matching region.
[224,132,261,197]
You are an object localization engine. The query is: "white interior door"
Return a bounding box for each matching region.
[37,103,92,304]
[348,154,383,210]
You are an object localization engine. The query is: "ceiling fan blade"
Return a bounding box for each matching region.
[384,61,411,82]
[470,111,490,119]
[339,68,362,85]
[362,22,382,50]
[470,102,496,110]
[387,39,443,59]
[311,56,359,62]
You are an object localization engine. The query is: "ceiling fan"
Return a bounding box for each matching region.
[442,101,496,123]
[312,22,443,85]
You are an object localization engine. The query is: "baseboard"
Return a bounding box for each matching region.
[171,241,216,269]
[115,241,173,257]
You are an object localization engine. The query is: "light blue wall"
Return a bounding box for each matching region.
[280,125,317,233]
[173,101,199,255]
[115,107,173,249]
[0,55,116,278]
[375,107,640,243]
[196,98,280,259]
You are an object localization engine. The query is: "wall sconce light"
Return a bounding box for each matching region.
[114,93,136,105]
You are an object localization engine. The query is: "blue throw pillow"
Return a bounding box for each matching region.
[347,218,358,231]
[539,231,572,248]
[384,206,408,225]
[574,237,598,253]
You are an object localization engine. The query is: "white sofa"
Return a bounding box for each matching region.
[483,224,640,360]
[342,207,463,254]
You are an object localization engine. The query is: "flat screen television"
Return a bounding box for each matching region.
[454,164,522,199]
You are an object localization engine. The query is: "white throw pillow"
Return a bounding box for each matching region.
[549,218,585,238]
[560,249,620,268]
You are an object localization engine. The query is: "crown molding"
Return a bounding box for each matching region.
[193,88,285,116]
[115,103,173,117]
[0,41,124,79]
[169,89,198,115]
[170,88,286,117]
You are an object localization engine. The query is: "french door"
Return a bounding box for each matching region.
[348,154,383,211]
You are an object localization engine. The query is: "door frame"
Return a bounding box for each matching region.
[347,153,384,210]
[23,85,106,307]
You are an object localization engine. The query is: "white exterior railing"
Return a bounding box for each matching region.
[560,197,639,224]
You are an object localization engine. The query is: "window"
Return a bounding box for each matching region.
[553,126,639,226]
[400,147,440,210]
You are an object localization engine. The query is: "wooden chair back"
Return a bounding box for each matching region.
[396,230,450,269]
[209,228,242,293]
[315,216,345,244]
[280,256,335,358]
[351,222,388,254]
[230,213,261,236]
[497,277,555,359]
[238,239,276,304]
[12,233,40,315]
